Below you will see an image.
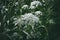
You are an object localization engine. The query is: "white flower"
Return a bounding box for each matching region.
[15,2,19,6]
[30,1,42,9]
[42,0,45,3]
[5,8,8,11]
[22,5,28,9]
[13,18,17,20]
[21,13,39,23]
[35,11,43,16]
[30,1,42,7]
[30,6,36,9]
[20,13,39,26]
[49,19,54,24]
[15,2,18,5]
[13,13,39,27]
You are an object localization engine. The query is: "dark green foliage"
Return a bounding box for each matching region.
[48,0,60,40]
[0,0,56,40]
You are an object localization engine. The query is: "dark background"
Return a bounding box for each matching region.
[49,0,60,40]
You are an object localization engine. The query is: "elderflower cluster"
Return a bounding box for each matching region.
[13,13,39,27]
[22,5,28,9]
[30,1,42,9]
[35,11,43,16]
[48,19,54,24]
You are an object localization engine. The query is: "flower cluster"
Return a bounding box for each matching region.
[14,13,39,27]
[30,1,42,9]
[22,5,28,9]
[13,0,54,40]
[35,11,43,16]
[13,1,43,29]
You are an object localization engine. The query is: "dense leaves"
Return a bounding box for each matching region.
[0,0,56,40]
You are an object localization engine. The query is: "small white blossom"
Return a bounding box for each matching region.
[49,19,54,24]
[13,18,17,20]
[30,1,42,7]
[41,25,45,27]
[5,8,8,11]
[42,0,45,3]
[30,1,42,9]
[22,5,28,9]
[35,11,43,16]
[30,6,36,9]
[15,2,19,6]
[15,2,18,5]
